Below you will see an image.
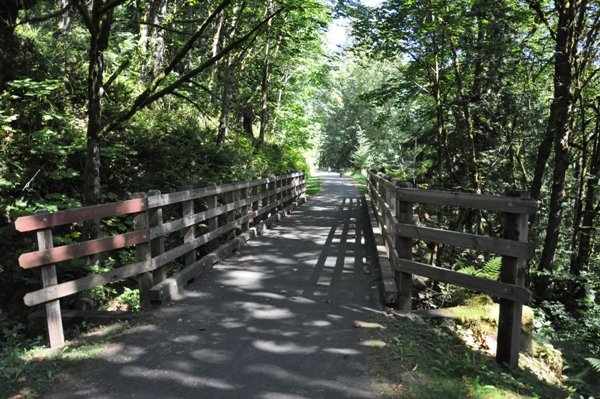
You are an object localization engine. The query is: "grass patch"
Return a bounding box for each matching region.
[362,312,577,399]
[345,170,368,195]
[306,175,323,196]
[0,316,146,399]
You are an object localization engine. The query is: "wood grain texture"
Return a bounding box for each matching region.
[15,198,147,231]
[367,170,537,215]
[395,223,535,259]
[396,258,532,303]
[19,230,150,269]
[35,210,64,348]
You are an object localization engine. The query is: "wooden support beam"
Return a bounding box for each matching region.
[395,181,413,311]
[148,189,166,285]
[35,210,64,348]
[207,183,219,252]
[496,190,530,367]
[134,192,153,309]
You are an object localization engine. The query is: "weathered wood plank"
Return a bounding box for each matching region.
[240,180,249,232]
[154,189,299,239]
[395,259,532,303]
[24,259,152,306]
[134,192,153,309]
[365,189,398,305]
[497,190,530,366]
[367,171,537,215]
[18,230,150,269]
[15,198,147,231]
[150,192,306,303]
[35,210,64,348]
[21,173,307,307]
[207,182,219,252]
[148,189,166,285]
[181,185,196,268]
[146,173,304,209]
[395,180,414,311]
[395,223,535,259]
[396,188,536,215]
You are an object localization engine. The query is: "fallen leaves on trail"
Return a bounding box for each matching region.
[391,383,403,391]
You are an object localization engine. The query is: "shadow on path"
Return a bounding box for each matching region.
[43,172,383,399]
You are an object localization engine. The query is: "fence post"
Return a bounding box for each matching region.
[207,182,219,252]
[292,173,299,202]
[396,181,414,310]
[240,180,249,232]
[148,189,166,285]
[262,177,271,222]
[302,171,307,198]
[180,185,196,269]
[275,176,282,212]
[134,192,152,309]
[252,179,260,226]
[226,182,235,240]
[34,210,65,348]
[496,190,529,366]
[288,172,293,207]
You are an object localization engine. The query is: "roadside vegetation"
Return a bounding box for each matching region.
[306,175,324,197]
[362,295,599,399]
[1,319,138,399]
[1,0,600,397]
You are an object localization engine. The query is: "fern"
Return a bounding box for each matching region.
[586,357,600,373]
[458,257,502,280]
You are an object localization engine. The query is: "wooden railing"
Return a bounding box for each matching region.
[366,170,537,366]
[16,171,307,348]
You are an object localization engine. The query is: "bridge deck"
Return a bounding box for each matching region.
[43,171,383,399]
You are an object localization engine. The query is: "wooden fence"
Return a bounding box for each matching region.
[367,170,537,366]
[15,171,307,348]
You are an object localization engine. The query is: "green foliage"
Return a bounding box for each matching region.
[115,288,140,312]
[586,358,600,373]
[458,257,502,281]
[305,176,323,197]
[365,312,574,399]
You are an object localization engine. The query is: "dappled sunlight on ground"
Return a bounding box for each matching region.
[42,171,382,399]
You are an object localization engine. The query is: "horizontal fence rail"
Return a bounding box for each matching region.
[16,172,307,348]
[366,170,537,367]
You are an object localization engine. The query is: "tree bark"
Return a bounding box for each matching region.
[534,0,576,300]
[258,0,274,147]
[0,0,27,88]
[568,97,600,308]
[82,0,114,242]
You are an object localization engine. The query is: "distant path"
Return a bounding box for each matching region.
[43,171,383,399]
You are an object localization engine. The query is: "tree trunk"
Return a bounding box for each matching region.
[0,0,23,88]
[568,97,600,309]
[217,7,239,147]
[82,1,114,243]
[258,0,274,147]
[534,0,576,300]
[151,0,168,79]
[217,49,234,148]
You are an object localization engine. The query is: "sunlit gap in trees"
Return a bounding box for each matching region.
[326,0,384,52]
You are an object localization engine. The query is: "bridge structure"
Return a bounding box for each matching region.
[17,171,383,398]
[15,170,537,397]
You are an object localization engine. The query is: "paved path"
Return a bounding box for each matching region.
[44,172,384,399]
